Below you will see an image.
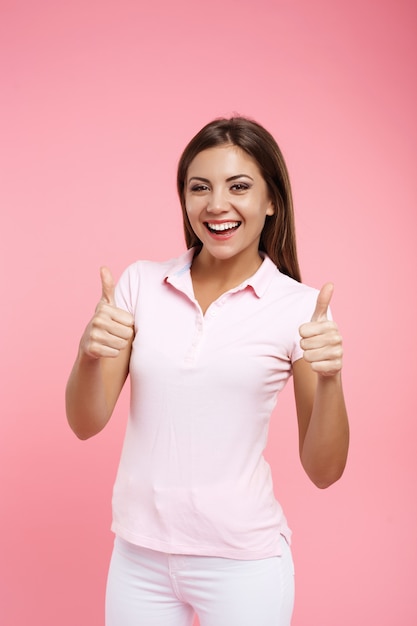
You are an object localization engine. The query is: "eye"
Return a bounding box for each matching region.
[190,184,210,192]
[230,182,250,192]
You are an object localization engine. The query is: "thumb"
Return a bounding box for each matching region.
[100,266,116,305]
[311,282,334,322]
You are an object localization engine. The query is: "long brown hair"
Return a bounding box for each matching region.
[177,116,301,282]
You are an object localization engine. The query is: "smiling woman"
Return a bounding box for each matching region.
[184,144,275,280]
[177,117,301,283]
[66,116,349,626]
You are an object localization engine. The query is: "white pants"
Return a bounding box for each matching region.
[105,536,295,626]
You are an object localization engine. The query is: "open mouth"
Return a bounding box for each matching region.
[205,221,241,235]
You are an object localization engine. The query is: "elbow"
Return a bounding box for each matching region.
[73,429,95,441]
[301,437,349,489]
[307,463,347,489]
[301,454,348,489]
[68,422,95,440]
[66,415,104,441]
[312,475,341,490]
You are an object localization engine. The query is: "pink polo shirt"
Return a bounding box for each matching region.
[112,249,318,560]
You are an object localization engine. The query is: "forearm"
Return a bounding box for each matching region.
[300,373,349,488]
[65,269,134,439]
[65,352,111,440]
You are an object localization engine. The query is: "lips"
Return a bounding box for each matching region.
[205,221,241,234]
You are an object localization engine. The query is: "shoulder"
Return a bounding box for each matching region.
[119,249,193,284]
[115,250,193,310]
[263,258,318,305]
[254,261,319,330]
[275,271,317,300]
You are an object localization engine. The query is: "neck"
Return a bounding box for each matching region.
[191,248,263,288]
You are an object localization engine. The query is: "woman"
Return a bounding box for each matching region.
[66,116,349,626]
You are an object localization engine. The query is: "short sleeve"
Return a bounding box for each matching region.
[114,262,140,316]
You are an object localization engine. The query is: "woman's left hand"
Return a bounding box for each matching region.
[299,283,343,377]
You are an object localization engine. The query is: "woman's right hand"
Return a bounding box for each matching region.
[80,267,135,360]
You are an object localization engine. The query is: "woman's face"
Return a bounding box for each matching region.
[184,144,274,266]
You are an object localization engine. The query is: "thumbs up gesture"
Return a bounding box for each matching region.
[299,283,343,377]
[80,267,135,359]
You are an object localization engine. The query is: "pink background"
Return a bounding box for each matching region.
[1,0,416,624]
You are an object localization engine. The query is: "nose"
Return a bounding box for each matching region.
[207,187,229,214]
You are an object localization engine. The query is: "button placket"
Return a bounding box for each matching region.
[184,310,204,364]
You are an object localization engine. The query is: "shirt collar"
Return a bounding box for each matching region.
[243,253,278,298]
[164,248,278,298]
[165,248,195,279]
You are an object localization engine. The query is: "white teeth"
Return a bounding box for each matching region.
[207,221,240,231]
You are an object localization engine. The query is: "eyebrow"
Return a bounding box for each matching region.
[188,174,254,183]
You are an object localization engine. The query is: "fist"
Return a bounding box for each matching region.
[299,283,343,377]
[80,267,135,359]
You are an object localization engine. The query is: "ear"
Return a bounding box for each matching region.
[266,200,275,216]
